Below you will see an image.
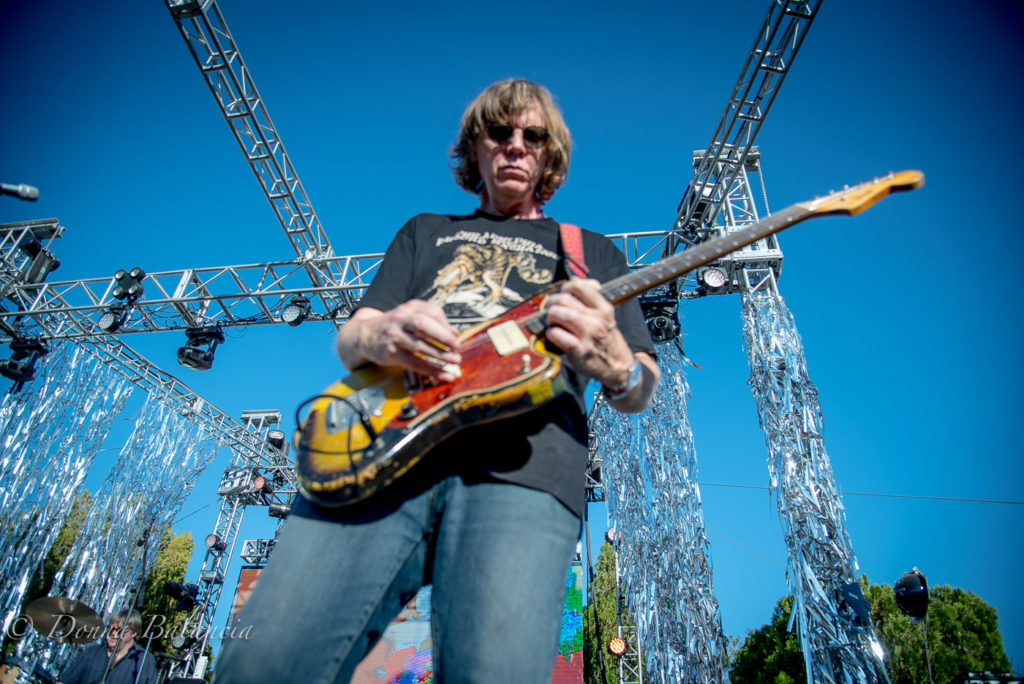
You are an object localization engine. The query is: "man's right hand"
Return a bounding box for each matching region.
[336,301,462,382]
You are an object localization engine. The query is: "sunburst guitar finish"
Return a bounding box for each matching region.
[295,289,567,506]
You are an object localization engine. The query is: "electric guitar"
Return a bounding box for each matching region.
[294,170,925,507]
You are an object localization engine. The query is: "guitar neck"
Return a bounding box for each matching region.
[600,205,808,305]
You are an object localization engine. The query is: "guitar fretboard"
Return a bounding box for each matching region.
[600,205,808,305]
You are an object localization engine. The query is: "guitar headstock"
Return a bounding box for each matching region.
[800,170,925,216]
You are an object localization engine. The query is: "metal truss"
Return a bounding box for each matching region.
[612,546,644,684]
[164,0,354,320]
[0,230,691,343]
[670,0,820,254]
[0,253,386,342]
[170,409,296,680]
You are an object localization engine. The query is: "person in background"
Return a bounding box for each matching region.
[60,608,155,684]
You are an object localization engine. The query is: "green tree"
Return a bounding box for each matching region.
[729,596,804,683]
[136,528,195,654]
[583,542,642,684]
[5,492,194,658]
[865,579,1011,684]
[731,578,1012,684]
[20,490,95,609]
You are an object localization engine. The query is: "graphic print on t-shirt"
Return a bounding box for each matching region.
[428,230,557,326]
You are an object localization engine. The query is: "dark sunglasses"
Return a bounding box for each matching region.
[485,123,549,149]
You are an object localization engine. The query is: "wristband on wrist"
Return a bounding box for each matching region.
[602,357,643,401]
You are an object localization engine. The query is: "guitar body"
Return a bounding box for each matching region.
[295,290,568,507]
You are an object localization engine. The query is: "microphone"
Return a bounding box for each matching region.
[0,182,40,201]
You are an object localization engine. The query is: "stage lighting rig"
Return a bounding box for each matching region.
[112,267,146,301]
[163,581,200,612]
[608,637,627,656]
[894,567,929,621]
[696,265,729,294]
[0,338,49,390]
[204,533,227,552]
[280,295,311,326]
[266,429,286,450]
[171,632,198,650]
[97,303,129,333]
[640,291,680,343]
[268,502,291,519]
[13,230,61,285]
[177,326,225,371]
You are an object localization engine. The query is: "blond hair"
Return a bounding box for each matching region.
[451,79,571,203]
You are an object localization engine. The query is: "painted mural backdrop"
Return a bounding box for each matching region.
[227,564,584,683]
[349,564,584,684]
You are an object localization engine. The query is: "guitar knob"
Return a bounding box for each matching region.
[520,354,531,373]
[400,402,418,419]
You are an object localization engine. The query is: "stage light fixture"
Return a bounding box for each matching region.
[281,295,311,326]
[894,567,929,621]
[171,633,198,650]
[639,293,680,343]
[0,339,49,389]
[268,503,292,519]
[608,637,627,656]
[204,533,227,552]
[163,581,200,612]
[266,429,286,450]
[251,473,273,494]
[112,267,146,301]
[697,265,728,293]
[97,303,129,333]
[176,326,225,371]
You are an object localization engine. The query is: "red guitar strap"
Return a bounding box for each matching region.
[559,222,588,278]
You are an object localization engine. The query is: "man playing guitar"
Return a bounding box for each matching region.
[216,78,658,683]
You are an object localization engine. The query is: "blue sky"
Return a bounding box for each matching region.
[2,0,1022,675]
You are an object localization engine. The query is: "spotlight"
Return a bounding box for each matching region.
[204,534,226,552]
[251,472,272,494]
[97,303,129,333]
[0,339,49,389]
[268,503,292,519]
[894,567,929,621]
[280,295,311,326]
[266,429,286,450]
[163,581,200,612]
[176,326,224,371]
[696,265,729,293]
[639,293,680,343]
[170,633,198,650]
[112,267,146,301]
[608,637,627,656]
[13,230,61,284]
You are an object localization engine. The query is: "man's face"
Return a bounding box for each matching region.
[472,104,549,207]
[106,621,135,650]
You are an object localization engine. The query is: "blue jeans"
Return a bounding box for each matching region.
[214,475,579,683]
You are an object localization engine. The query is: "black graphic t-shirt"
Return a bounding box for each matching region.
[356,211,654,517]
